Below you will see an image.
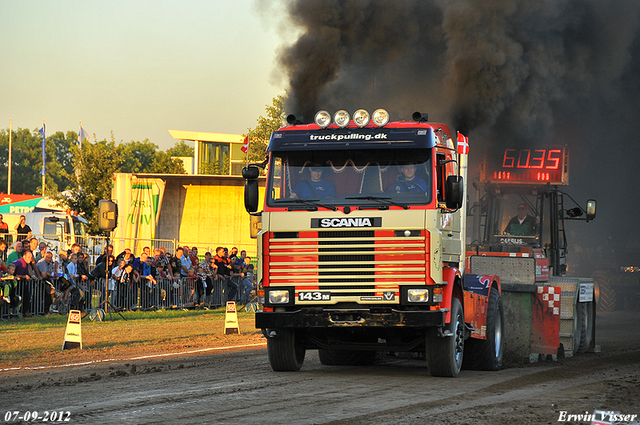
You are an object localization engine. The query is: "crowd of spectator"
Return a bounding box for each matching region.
[0,238,256,319]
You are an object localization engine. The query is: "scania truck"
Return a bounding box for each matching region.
[242,109,595,377]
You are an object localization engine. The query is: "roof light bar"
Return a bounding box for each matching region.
[311,108,391,128]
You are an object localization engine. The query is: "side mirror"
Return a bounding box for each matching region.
[586,199,596,221]
[245,180,259,213]
[243,165,261,213]
[242,166,260,180]
[445,176,464,209]
[444,176,464,210]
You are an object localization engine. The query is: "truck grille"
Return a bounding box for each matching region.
[267,230,428,304]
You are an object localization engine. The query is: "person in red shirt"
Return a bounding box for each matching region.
[0,214,9,235]
[0,238,8,263]
[213,247,238,302]
[189,247,199,268]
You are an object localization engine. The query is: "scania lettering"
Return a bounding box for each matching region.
[313,218,379,228]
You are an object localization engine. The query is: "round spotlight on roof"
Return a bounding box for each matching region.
[353,109,370,128]
[314,110,331,128]
[372,109,390,127]
[334,110,351,128]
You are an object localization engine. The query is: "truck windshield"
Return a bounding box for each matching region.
[266,148,432,207]
[72,217,88,236]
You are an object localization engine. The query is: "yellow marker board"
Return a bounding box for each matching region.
[224,301,240,335]
[62,310,83,350]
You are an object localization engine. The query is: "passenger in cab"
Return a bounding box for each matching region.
[387,164,428,193]
[291,164,336,199]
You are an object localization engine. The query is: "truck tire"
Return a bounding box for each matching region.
[267,329,305,372]
[318,349,377,366]
[577,301,594,354]
[426,297,464,377]
[593,270,616,312]
[572,300,584,353]
[464,288,504,370]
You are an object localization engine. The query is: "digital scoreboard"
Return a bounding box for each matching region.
[483,146,568,185]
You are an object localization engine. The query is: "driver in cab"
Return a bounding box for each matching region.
[387,164,428,193]
[504,203,538,236]
[290,164,336,199]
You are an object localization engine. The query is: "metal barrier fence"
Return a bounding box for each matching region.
[0,275,255,319]
[2,234,257,270]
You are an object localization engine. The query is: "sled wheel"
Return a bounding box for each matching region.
[464,288,504,370]
[577,301,594,354]
[593,270,616,312]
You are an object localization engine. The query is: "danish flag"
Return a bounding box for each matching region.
[457,132,469,155]
[241,135,249,153]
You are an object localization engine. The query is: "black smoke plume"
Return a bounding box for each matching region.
[273,0,640,274]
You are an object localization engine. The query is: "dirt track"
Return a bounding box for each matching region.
[1,311,639,425]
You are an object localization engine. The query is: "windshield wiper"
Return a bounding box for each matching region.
[274,198,338,211]
[345,196,409,210]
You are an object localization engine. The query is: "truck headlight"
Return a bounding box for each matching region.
[353,109,370,127]
[314,110,331,128]
[407,288,429,303]
[334,110,350,128]
[372,109,390,127]
[268,290,290,304]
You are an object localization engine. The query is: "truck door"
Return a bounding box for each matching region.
[43,217,69,252]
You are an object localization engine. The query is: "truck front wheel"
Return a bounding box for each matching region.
[426,297,464,377]
[266,328,306,371]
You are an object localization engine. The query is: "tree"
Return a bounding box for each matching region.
[200,153,230,175]
[52,140,122,234]
[147,151,189,174]
[0,128,35,194]
[0,128,78,195]
[166,140,194,157]
[45,131,77,193]
[245,94,287,163]
[118,140,160,173]
[116,139,188,174]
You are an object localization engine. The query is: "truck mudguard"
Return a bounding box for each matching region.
[442,267,463,323]
[464,274,500,297]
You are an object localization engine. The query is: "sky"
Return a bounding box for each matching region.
[0,0,286,150]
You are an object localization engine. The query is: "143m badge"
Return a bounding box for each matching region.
[298,291,331,301]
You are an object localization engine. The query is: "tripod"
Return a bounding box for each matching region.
[94,236,126,321]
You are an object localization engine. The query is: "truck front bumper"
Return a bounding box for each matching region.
[255,308,445,329]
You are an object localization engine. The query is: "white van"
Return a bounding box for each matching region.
[2,211,90,253]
